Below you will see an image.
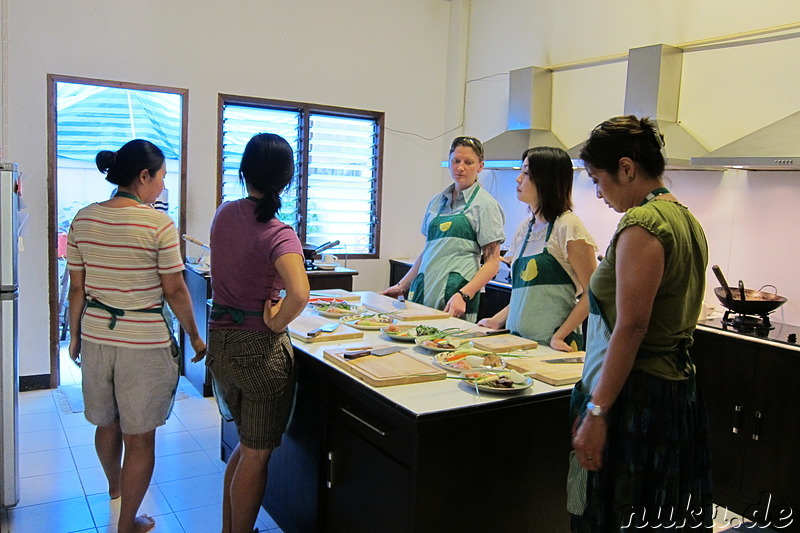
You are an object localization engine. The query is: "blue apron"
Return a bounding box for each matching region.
[408,185,482,322]
[506,218,582,349]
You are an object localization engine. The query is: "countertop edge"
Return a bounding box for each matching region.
[695,323,800,353]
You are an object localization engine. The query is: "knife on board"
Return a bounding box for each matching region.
[343,346,402,360]
[543,356,585,364]
[452,329,510,339]
[306,322,340,338]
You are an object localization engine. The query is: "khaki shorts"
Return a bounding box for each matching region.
[81,340,179,435]
[207,329,294,450]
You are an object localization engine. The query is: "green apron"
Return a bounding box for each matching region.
[506,219,582,349]
[408,185,482,322]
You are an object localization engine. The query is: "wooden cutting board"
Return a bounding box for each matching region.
[360,293,450,321]
[506,352,585,386]
[309,289,361,301]
[288,314,364,343]
[323,346,446,387]
[470,334,539,353]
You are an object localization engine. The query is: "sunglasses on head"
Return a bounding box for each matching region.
[450,136,484,158]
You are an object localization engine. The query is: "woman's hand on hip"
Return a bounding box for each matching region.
[262,298,284,334]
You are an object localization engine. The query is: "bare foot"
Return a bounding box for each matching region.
[132,514,155,533]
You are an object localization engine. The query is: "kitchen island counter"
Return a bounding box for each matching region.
[224,292,575,533]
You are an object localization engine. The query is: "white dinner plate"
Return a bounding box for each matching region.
[414,337,473,352]
[460,370,533,393]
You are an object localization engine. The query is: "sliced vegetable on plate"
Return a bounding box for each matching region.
[313,300,364,318]
[459,369,533,393]
[433,350,505,373]
[415,336,473,352]
[381,324,465,341]
[340,313,396,330]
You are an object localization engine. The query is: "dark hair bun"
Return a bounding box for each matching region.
[95,140,164,187]
[96,150,117,174]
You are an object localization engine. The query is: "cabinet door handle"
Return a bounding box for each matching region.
[752,410,762,441]
[732,405,742,434]
[326,451,334,489]
[340,407,387,436]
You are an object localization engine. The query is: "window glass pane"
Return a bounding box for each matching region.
[55,82,183,229]
[307,114,378,254]
[221,105,301,228]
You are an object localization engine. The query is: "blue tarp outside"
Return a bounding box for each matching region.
[56,82,182,160]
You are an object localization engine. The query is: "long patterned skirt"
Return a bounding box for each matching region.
[569,370,714,532]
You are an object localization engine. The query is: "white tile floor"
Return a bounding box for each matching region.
[0,348,282,533]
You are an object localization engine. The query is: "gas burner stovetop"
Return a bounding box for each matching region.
[721,310,773,336]
[699,313,800,347]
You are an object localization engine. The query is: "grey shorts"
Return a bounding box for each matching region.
[207,329,295,450]
[81,340,179,435]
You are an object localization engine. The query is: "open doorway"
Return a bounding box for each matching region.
[46,75,188,387]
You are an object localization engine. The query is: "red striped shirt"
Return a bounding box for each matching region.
[67,203,184,349]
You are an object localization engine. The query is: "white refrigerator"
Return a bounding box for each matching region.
[0,162,20,507]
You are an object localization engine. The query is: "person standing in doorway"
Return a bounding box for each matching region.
[67,139,206,533]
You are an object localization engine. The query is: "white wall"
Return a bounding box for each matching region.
[5,0,457,377]
[464,0,800,326]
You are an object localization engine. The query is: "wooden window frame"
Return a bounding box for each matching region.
[46,74,189,387]
[217,94,384,259]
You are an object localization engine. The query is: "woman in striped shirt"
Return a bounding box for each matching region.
[67,139,206,533]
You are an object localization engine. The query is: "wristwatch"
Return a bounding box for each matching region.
[586,401,606,417]
[456,290,471,303]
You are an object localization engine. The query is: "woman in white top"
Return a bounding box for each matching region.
[478,147,597,351]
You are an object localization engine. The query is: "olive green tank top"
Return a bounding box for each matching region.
[589,199,708,379]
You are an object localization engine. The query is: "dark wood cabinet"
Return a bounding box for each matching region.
[323,416,412,533]
[388,258,511,321]
[306,267,358,291]
[691,330,799,531]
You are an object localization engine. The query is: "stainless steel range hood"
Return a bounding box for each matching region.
[622,44,710,170]
[691,110,800,170]
[566,44,713,170]
[481,66,567,169]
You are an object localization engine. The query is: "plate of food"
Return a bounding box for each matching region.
[380,324,462,342]
[340,313,396,330]
[460,369,533,393]
[309,297,346,306]
[312,300,363,318]
[433,350,505,373]
[415,336,473,352]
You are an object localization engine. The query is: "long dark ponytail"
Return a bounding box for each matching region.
[239,133,295,222]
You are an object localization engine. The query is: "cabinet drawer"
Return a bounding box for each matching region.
[328,387,417,466]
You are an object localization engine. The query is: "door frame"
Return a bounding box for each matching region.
[46,74,189,387]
